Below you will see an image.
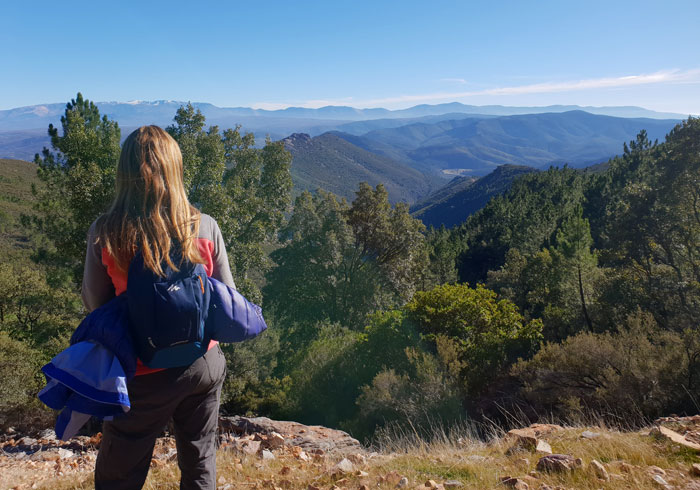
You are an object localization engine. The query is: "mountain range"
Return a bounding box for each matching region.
[331,110,679,176]
[0,100,687,161]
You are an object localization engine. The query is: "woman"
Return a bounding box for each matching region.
[81,125,235,489]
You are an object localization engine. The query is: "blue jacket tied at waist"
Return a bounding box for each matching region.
[38,277,266,440]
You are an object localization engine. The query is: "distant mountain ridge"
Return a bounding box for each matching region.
[0,100,687,132]
[337,111,681,176]
[282,132,440,204]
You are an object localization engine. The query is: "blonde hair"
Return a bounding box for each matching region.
[97,125,203,276]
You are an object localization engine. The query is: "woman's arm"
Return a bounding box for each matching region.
[210,219,236,289]
[81,220,116,312]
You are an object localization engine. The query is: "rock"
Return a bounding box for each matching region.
[261,449,275,460]
[535,454,582,473]
[508,429,539,448]
[57,448,75,460]
[292,445,310,461]
[18,437,37,446]
[355,470,369,477]
[580,430,600,439]
[650,426,700,452]
[507,428,552,455]
[422,480,442,489]
[334,458,353,473]
[396,476,408,487]
[652,474,670,487]
[444,481,463,488]
[219,416,362,453]
[37,429,56,441]
[590,460,609,481]
[500,477,529,489]
[692,463,700,477]
[240,439,261,455]
[266,432,285,449]
[648,466,666,476]
[619,462,635,473]
[535,440,552,455]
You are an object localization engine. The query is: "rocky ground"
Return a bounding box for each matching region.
[1,415,699,489]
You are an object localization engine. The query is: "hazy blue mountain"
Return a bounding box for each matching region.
[339,111,680,176]
[282,133,441,203]
[0,100,687,132]
[411,164,536,228]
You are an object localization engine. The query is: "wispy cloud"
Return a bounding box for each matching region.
[253,69,700,109]
[439,78,467,84]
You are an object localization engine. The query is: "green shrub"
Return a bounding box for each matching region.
[512,311,696,421]
[0,332,44,427]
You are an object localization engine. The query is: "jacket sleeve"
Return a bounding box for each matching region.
[210,218,236,290]
[81,220,115,312]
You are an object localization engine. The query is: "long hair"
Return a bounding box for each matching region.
[96,125,203,276]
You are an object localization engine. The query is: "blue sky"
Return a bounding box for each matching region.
[3,0,699,113]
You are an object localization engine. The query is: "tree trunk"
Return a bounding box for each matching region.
[578,265,593,331]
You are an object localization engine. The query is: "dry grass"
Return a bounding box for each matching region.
[31,424,700,490]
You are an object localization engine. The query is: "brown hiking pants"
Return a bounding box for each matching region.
[95,344,226,490]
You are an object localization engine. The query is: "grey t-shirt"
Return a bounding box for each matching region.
[81,213,235,312]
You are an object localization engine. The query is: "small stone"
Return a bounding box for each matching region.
[652,474,669,487]
[580,430,600,439]
[535,440,552,455]
[38,429,56,441]
[241,440,261,455]
[19,437,37,446]
[261,449,275,460]
[218,476,226,484]
[590,460,609,481]
[355,470,369,477]
[423,480,440,489]
[334,457,353,473]
[500,477,529,489]
[692,463,700,477]
[648,466,666,476]
[267,432,285,449]
[396,476,408,487]
[536,454,581,473]
[444,481,463,488]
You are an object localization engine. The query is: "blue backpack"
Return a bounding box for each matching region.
[126,251,211,368]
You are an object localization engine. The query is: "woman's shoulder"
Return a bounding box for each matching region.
[198,213,221,240]
[87,215,106,238]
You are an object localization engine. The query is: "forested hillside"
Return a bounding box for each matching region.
[1,94,698,446]
[411,164,535,228]
[282,132,440,203]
